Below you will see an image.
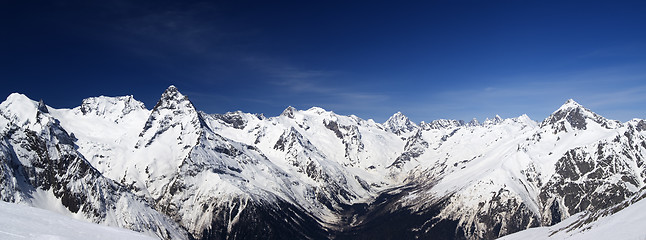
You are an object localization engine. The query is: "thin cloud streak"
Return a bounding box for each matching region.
[404,65,646,123]
[243,56,391,106]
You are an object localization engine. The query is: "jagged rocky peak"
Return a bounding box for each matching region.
[541,99,614,132]
[80,95,146,117]
[137,85,204,148]
[421,119,465,130]
[34,99,51,124]
[273,126,304,151]
[483,115,503,125]
[151,85,194,112]
[384,111,418,134]
[148,85,200,119]
[281,106,297,118]
[37,99,48,113]
[467,118,480,127]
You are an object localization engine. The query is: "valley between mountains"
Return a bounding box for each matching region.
[1,85,645,239]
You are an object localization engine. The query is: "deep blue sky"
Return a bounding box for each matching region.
[2,1,645,122]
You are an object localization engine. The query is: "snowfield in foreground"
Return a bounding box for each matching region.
[500,191,646,240]
[0,201,156,240]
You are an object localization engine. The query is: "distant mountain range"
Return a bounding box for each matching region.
[1,86,644,239]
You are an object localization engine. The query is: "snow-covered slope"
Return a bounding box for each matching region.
[2,87,645,240]
[352,99,646,239]
[0,93,188,240]
[0,201,157,240]
[499,187,646,240]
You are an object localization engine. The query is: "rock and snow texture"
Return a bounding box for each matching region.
[0,93,188,240]
[383,111,418,135]
[0,201,157,240]
[1,86,645,240]
[500,188,646,240]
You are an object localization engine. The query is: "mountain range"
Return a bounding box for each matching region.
[1,85,644,239]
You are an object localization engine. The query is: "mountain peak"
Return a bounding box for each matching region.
[137,86,204,148]
[281,106,297,118]
[0,93,41,127]
[384,111,417,134]
[421,119,465,130]
[305,106,329,115]
[557,99,583,111]
[541,99,611,132]
[165,85,178,93]
[151,85,193,112]
[386,112,406,121]
[483,115,503,125]
[467,118,480,126]
[160,85,182,99]
[79,95,146,119]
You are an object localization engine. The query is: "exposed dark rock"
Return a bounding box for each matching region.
[213,111,248,129]
[37,99,48,113]
[281,106,296,119]
[323,119,343,139]
[389,130,428,168]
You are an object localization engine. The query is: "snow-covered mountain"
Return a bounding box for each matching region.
[0,93,188,240]
[1,86,644,240]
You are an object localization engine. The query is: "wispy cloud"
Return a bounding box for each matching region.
[403,64,646,122]
[241,56,391,111]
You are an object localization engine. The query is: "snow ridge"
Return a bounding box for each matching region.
[1,87,645,240]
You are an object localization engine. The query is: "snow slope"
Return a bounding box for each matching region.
[0,93,188,240]
[2,87,645,240]
[499,188,646,240]
[0,201,156,240]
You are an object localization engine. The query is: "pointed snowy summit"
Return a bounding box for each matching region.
[494,114,503,122]
[137,85,204,148]
[151,85,193,111]
[281,106,297,118]
[384,111,418,135]
[556,99,583,111]
[541,99,613,131]
[0,93,46,128]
